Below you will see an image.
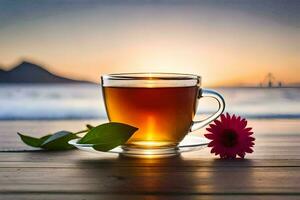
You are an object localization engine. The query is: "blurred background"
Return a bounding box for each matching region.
[0,0,299,120]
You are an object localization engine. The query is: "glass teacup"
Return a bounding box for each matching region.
[101,73,225,157]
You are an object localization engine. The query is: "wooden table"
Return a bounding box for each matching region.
[0,119,300,200]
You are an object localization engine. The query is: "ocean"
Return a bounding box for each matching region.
[0,84,299,120]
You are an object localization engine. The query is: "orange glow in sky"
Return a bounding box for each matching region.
[0,2,299,86]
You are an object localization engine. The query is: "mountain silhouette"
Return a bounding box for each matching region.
[0,61,93,84]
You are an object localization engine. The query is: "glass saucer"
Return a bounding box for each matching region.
[69,135,209,158]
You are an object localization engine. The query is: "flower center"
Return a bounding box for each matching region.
[220,129,238,147]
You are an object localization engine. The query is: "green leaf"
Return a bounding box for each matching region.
[18,122,137,152]
[40,134,52,141]
[41,131,79,150]
[78,122,138,151]
[93,140,125,151]
[17,133,52,148]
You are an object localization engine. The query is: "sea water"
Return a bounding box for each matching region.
[0,84,299,120]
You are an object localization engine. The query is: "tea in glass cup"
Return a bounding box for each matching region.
[101,73,225,157]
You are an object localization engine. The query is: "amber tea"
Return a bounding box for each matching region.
[103,86,199,149]
[101,73,225,157]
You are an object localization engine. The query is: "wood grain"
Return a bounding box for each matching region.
[0,119,299,199]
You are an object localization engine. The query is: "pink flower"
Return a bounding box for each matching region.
[204,113,255,159]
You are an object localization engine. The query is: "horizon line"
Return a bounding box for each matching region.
[1,59,300,87]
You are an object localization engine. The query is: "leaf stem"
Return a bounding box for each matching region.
[74,129,89,135]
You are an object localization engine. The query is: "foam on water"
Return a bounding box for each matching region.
[0,84,299,120]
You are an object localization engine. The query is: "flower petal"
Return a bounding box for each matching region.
[238,152,245,158]
[208,141,215,147]
[245,127,252,132]
[240,119,247,129]
[211,147,216,153]
[206,127,213,132]
[226,113,231,120]
[214,120,222,127]
[245,148,253,153]
[204,134,215,140]
[232,114,236,122]
[209,123,217,129]
[220,114,227,123]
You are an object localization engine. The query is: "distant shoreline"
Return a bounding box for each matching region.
[213,86,300,89]
[0,82,97,85]
[1,114,300,121]
[0,83,299,88]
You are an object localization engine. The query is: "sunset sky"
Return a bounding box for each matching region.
[0,0,299,86]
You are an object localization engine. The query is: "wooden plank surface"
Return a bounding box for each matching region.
[1,194,300,200]
[0,119,300,199]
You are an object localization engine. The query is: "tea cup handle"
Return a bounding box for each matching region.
[190,89,225,132]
